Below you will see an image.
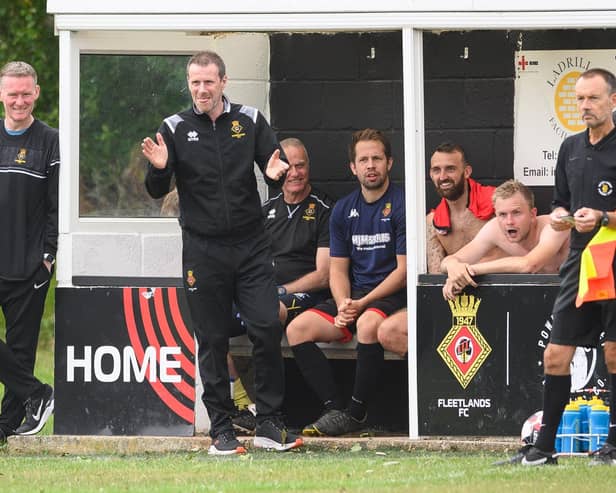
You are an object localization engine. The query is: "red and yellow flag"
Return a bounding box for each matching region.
[576,226,616,307]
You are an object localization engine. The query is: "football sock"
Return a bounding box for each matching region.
[347,342,384,421]
[606,373,616,445]
[347,396,367,422]
[232,377,253,410]
[291,341,341,410]
[534,374,570,452]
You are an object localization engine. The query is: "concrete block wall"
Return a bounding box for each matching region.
[269,32,404,201]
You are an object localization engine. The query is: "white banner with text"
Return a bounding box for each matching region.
[514,50,616,185]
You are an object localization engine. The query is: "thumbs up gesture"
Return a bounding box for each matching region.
[265,149,289,181]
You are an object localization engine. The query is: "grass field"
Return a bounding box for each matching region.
[3,284,616,492]
[1,449,616,492]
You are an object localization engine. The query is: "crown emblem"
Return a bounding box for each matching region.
[448,294,481,320]
[438,293,491,389]
[186,270,196,287]
[15,148,27,164]
[231,120,245,139]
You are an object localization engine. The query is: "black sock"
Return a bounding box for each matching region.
[291,342,341,410]
[534,374,570,452]
[347,342,384,421]
[607,374,616,445]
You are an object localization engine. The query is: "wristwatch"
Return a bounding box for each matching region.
[601,211,610,227]
[277,285,287,297]
[43,253,56,265]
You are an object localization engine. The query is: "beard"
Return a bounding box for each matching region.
[360,174,387,190]
[437,177,465,201]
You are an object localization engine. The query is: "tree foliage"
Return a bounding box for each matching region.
[0,0,59,127]
[0,4,193,217]
[79,54,189,216]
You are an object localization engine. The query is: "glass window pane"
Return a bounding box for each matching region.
[79,54,188,217]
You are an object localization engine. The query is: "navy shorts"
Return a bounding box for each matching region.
[308,288,407,343]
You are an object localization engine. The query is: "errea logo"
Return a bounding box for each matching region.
[187,131,199,142]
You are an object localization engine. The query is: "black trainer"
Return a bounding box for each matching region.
[589,442,616,466]
[15,384,54,436]
[0,428,6,444]
[302,409,365,437]
[493,444,558,466]
[254,417,303,451]
[208,430,247,456]
[232,408,256,435]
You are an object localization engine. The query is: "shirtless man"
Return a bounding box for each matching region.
[426,142,497,273]
[440,179,570,300]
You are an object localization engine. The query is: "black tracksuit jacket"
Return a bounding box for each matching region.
[145,99,283,237]
[0,119,59,281]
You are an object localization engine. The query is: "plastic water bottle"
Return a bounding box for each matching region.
[589,402,610,452]
[555,420,563,453]
[560,401,581,454]
[575,397,590,452]
[588,395,605,409]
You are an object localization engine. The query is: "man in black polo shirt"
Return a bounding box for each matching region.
[229,138,334,433]
[262,137,334,325]
[503,68,616,466]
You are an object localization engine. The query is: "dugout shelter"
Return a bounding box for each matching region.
[47,0,616,439]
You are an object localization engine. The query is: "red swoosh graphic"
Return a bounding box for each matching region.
[168,288,196,353]
[138,288,195,401]
[153,288,195,375]
[123,288,193,423]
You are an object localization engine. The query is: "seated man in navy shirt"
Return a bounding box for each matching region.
[286,128,407,437]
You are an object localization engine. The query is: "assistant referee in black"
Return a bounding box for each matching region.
[504,68,616,466]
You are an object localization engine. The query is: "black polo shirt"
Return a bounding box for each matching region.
[262,188,334,285]
[553,126,616,249]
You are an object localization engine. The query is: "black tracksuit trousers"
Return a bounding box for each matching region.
[0,264,50,435]
[182,228,284,438]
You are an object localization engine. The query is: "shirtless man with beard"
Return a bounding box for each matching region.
[426,142,499,273]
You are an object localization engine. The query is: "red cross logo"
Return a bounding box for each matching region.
[518,56,528,71]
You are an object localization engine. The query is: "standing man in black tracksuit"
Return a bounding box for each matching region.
[0,61,57,442]
[142,51,303,455]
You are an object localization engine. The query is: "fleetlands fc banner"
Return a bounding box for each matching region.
[514,50,616,186]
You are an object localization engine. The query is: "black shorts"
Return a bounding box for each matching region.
[229,290,329,337]
[279,290,330,324]
[551,248,616,347]
[308,288,407,343]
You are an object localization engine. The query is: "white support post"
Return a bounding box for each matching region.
[57,29,79,288]
[403,26,425,440]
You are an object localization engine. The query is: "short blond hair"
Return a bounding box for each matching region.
[0,61,37,85]
[492,179,534,209]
